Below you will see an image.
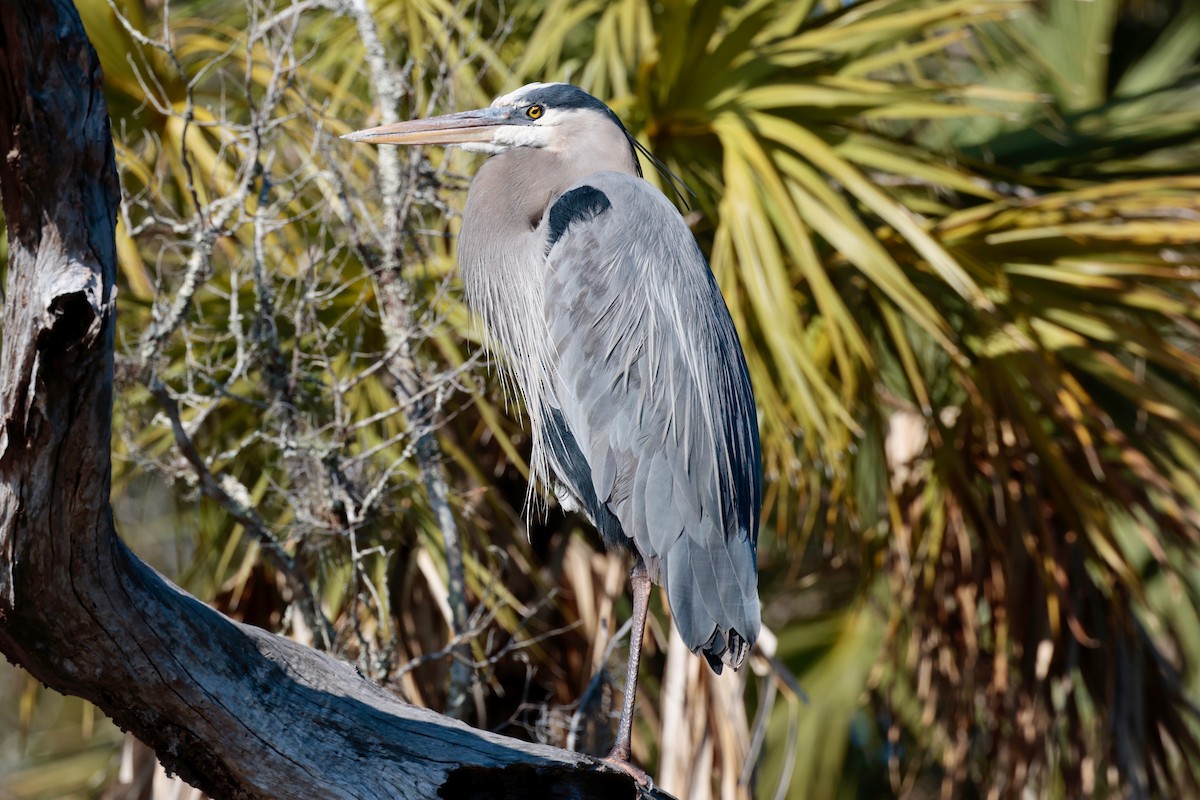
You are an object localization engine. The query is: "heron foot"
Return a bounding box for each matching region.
[601,752,654,790]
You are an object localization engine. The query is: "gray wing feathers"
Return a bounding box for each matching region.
[542,172,761,671]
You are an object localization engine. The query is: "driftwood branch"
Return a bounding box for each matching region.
[0,2,668,798]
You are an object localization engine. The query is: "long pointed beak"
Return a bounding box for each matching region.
[342,107,515,146]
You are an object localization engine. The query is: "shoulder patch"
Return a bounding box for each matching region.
[546,186,611,254]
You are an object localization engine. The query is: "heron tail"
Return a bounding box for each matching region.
[697,626,753,674]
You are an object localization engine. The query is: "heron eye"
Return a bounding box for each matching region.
[526,104,545,120]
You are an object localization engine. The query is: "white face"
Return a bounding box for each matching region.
[458,82,566,154]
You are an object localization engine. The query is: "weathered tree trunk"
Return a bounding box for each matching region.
[0,3,665,798]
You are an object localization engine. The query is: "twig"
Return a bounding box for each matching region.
[567,615,635,753]
[151,381,334,650]
[335,0,475,720]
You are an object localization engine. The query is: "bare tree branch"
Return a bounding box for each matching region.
[336,0,475,720]
[0,2,669,797]
[150,379,334,649]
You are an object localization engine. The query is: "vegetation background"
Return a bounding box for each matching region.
[2,0,1200,797]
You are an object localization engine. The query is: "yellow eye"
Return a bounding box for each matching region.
[526,104,545,120]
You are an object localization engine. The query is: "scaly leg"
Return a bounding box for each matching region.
[608,558,651,765]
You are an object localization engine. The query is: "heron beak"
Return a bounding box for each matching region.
[342,107,514,147]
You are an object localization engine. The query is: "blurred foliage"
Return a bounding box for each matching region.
[0,662,120,800]
[3,0,1200,798]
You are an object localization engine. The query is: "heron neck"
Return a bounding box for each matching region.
[457,149,550,353]
[456,142,639,361]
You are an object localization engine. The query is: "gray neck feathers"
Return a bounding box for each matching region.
[457,135,637,506]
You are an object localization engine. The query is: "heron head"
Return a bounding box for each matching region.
[343,82,638,164]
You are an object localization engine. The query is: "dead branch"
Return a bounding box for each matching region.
[336,0,475,720]
[0,2,670,798]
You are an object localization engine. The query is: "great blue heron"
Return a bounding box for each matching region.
[347,83,761,769]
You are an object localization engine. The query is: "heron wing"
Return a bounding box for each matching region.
[539,172,761,669]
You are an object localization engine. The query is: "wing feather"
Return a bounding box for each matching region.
[538,172,761,668]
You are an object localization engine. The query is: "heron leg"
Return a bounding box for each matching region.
[608,558,651,764]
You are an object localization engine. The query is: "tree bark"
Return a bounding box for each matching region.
[0,3,666,798]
